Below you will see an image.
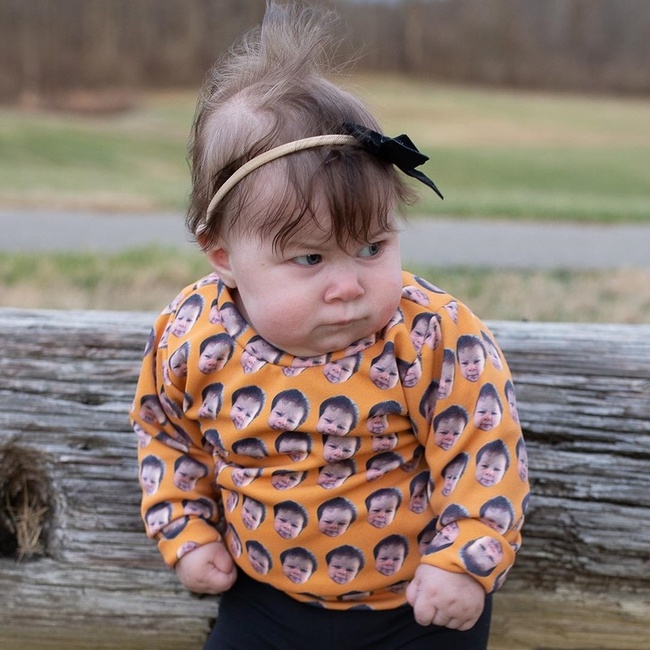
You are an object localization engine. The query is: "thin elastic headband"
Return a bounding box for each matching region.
[204,134,357,224]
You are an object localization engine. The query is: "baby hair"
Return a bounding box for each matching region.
[274,499,308,522]
[280,546,317,567]
[368,400,403,418]
[477,439,511,471]
[319,395,359,429]
[232,385,266,411]
[456,334,486,358]
[433,404,469,430]
[141,454,165,479]
[365,487,402,511]
[271,388,309,420]
[373,534,409,559]
[476,382,503,410]
[317,496,358,522]
[326,545,365,571]
[186,1,417,252]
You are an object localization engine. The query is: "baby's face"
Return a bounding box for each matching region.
[318,506,353,537]
[475,452,507,487]
[367,494,398,528]
[274,509,305,539]
[473,394,502,431]
[230,395,261,430]
[207,197,403,357]
[316,405,354,436]
[323,436,357,462]
[458,344,486,382]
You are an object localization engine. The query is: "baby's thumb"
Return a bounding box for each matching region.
[405,576,418,606]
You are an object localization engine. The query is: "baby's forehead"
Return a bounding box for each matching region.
[481,450,505,462]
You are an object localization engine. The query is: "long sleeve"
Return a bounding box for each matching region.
[404,294,528,593]
[130,287,223,567]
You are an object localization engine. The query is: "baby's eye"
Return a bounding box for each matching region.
[359,242,383,258]
[293,253,322,266]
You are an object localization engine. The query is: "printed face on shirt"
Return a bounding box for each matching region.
[369,353,399,390]
[271,471,305,490]
[517,444,528,482]
[169,346,189,377]
[268,399,306,431]
[323,357,357,383]
[458,344,486,382]
[140,396,166,424]
[231,467,259,488]
[317,405,355,436]
[403,286,429,306]
[318,506,354,537]
[464,536,504,573]
[371,433,398,452]
[146,509,169,536]
[409,482,428,514]
[205,199,403,357]
[367,413,389,435]
[173,460,205,491]
[434,415,465,451]
[402,359,422,388]
[198,390,222,419]
[425,315,441,350]
[473,394,503,431]
[323,436,358,462]
[278,439,309,462]
[328,554,361,584]
[230,395,262,430]
[241,498,264,530]
[375,542,406,576]
[282,555,314,584]
[436,361,455,400]
[184,500,212,518]
[483,337,503,370]
[240,349,266,374]
[318,463,353,489]
[409,318,429,352]
[507,388,520,423]
[480,505,512,535]
[198,340,231,374]
[274,508,305,539]
[367,494,399,528]
[170,303,200,337]
[441,465,464,496]
[248,545,271,574]
[475,451,507,487]
[140,465,162,496]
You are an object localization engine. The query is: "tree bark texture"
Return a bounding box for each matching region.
[0,308,648,649]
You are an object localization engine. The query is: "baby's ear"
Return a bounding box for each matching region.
[205,246,236,288]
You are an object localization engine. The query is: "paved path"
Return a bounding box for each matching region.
[2,209,649,270]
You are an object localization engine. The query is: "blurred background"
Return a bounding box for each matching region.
[0,0,649,321]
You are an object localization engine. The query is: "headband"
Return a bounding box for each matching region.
[203,123,443,227]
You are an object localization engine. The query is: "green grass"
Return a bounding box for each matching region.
[0,93,193,211]
[1,76,649,220]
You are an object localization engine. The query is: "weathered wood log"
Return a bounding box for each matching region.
[0,308,648,649]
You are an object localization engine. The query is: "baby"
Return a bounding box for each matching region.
[131,3,528,649]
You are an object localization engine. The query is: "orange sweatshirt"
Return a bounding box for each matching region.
[131,270,528,610]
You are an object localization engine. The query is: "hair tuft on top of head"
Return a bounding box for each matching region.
[187,1,417,252]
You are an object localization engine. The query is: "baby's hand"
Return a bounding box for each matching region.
[406,565,485,630]
[175,541,237,594]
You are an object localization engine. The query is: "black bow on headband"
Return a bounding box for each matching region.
[343,123,444,200]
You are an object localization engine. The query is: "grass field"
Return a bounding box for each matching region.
[1,75,649,321]
[1,74,649,221]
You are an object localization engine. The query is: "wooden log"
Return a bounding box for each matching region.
[0,308,649,649]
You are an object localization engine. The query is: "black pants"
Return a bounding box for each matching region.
[204,572,492,650]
